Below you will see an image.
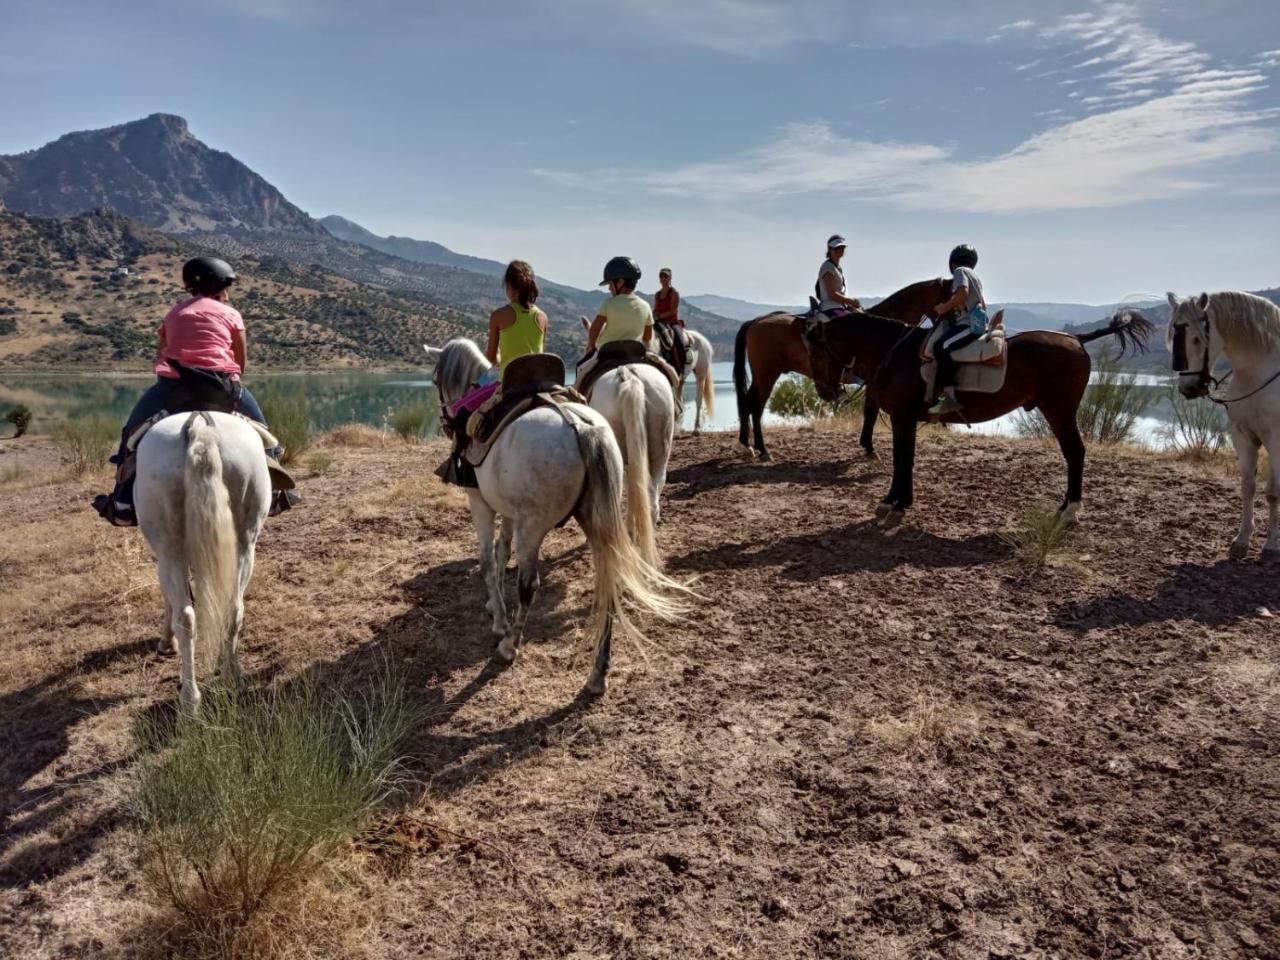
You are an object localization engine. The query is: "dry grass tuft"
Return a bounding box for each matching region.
[126,673,412,959]
[1000,502,1076,567]
[865,693,981,757]
[351,476,468,519]
[304,450,334,476]
[52,414,117,476]
[318,424,391,448]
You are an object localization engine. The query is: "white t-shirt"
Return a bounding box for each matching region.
[816,259,846,311]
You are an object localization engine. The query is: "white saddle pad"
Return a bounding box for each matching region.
[920,326,1010,398]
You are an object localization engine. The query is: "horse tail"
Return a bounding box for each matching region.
[573,419,690,648]
[182,416,238,673]
[1074,310,1156,357]
[699,337,716,418]
[617,369,657,567]
[734,320,754,426]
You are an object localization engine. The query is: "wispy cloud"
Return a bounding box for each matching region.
[535,3,1278,214]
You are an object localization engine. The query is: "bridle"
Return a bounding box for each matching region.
[1172,308,1280,406]
[803,318,855,402]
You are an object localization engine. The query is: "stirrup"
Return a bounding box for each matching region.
[928,396,963,416]
[268,489,300,517]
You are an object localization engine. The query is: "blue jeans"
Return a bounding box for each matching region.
[110,378,278,505]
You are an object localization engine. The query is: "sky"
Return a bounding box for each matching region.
[2,0,1279,304]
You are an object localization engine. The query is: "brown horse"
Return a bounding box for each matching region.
[803,308,1155,526]
[733,278,949,460]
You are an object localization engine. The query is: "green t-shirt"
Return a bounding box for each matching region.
[597,293,652,346]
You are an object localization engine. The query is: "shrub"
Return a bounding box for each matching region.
[52,414,117,476]
[1162,386,1229,460]
[391,400,433,442]
[1077,353,1153,445]
[128,673,412,953]
[305,450,333,475]
[321,424,389,448]
[1012,355,1154,445]
[259,389,310,465]
[1000,502,1076,567]
[767,375,865,422]
[5,404,32,438]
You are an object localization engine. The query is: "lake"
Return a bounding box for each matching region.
[1,363,1188,448]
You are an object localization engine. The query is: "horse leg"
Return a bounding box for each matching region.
[497,524,544,663]
[1229,426,1259,560]
[495,515,514,573]
[860,396,879,459]
[585,611,614,697]
[223,541,255,694]
[693,369,704,435]
[876,416,904,519]
[1263,445,1280,560]
[1042,403,1086,524]
[882,418,917,528]
[753,371,781,461]
[157,598,174,655]
[158,555,200,713]
[468,492,510,638]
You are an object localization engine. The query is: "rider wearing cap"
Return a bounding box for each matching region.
[93,256,294,526]
[653,267,687,376]
[578,256,653,381]
[927,244,989,416]
[816,235,862,316]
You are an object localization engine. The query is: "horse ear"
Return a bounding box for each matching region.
[1196,292,1210,311]
[1166,292,1180,309]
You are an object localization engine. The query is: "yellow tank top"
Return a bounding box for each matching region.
[597,293,652,346]
[498,302,545,370]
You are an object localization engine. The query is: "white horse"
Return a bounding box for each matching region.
[578,316,715,433]
[423,340,687,695]
[135,412,272,712]
[1168,291,1280,560]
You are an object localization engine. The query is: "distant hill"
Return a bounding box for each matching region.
[0,208,498,368]
[0,114,320,235]
[318,215,506,277]
[685,293,805,322]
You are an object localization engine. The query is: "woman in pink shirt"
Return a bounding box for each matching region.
[94,257,294,526]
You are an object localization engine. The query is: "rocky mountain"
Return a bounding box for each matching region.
[0,114,321,235]
[319,215,507,277]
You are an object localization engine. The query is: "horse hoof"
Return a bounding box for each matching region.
[880,509,905,530]
[583,673,608,697]
[1261,547,1280,564]
[863,449,878,461]
[758,451,772,463]
[1228,540,1250,561]
[873,501,893,520]
[494,639,517,663]
[1058,503,1081,527]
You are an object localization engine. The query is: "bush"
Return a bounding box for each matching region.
[1012,355,1153,445]
[1161,386,1229,459]
[767,375,865,422]
[5,404,32,438]
[129,673,412,952]
[259,389,310,465]
[52,414,117,476]
[1000,502,1076,567]
[390,400,433,442]
[1077,353,1153,445]
[304,450,333,475]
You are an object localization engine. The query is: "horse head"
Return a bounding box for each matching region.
[803,319,850,404]
[1166,292,1214,398]
[424,339,488,406]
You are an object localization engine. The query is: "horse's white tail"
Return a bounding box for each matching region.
[699,345,716,419]
[574,421,689,645]
[617,369,657,567]
[183,416,239,672]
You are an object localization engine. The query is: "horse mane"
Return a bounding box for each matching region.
[1206,291,1280,353]
[872,277,947,319]
[435,337,490,401]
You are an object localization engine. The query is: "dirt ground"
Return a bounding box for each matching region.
[1,425,1278,959]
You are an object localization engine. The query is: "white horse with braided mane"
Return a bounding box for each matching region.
[1167,290,1280,560]
[423,340,688,695]
[135,412,272,712]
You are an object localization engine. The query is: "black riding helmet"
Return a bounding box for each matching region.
[182,256,237,296]
[600,256,642,287]
[948,244,978,271]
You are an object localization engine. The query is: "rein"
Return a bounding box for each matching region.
[1173,313,1280,406]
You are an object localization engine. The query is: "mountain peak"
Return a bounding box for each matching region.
[0,114,319,235]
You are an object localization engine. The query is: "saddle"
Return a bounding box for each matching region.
[576,339,681,399]
[124,410,295,490]
[654,323,690,377]
[436,354,586,487]
[920,311,1009,399]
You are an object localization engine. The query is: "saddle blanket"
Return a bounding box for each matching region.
[920,322,1010,398]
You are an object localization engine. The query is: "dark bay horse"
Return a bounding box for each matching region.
[733,278,949,461]
[804,309,1155,526]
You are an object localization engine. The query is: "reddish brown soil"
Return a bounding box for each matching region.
[1,428,1277,958]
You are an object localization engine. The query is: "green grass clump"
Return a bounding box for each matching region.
[390,400,433,442]
[53,414,117,476]
[1000,502,1076,567]
[129,673,412,950]
[259,390,311,465]
[1162,386,1229,460]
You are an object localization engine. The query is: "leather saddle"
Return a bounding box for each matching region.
[920,311,1008,365]
[577,340,680,399]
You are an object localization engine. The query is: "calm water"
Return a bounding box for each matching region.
[1,363,1185,447]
